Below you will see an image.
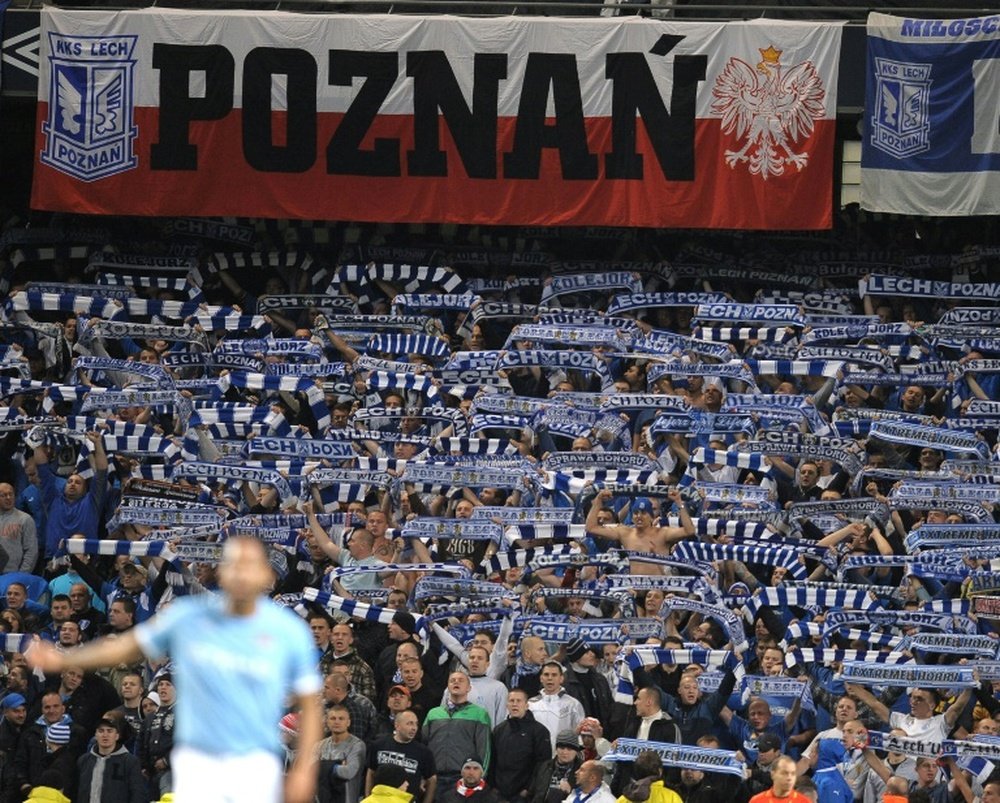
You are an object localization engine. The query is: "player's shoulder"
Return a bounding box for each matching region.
[158,593,215,621]
[256,597,313,637]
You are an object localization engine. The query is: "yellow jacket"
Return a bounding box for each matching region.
[616,780,682,803]
[363,786,415,803]
[23,787,71,803]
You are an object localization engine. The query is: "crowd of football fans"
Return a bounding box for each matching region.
[0,211,996,803]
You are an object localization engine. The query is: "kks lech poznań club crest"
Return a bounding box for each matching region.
[41,32,139,182]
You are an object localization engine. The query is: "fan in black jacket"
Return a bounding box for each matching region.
[611,688,682,795]
[674,735,750,803]
[562,639,619,738]
[490,691,552,802]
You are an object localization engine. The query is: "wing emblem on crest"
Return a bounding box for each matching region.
[57,71,83,136]
[94,72,123,136]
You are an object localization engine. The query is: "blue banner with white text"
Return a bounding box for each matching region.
[861,13,1000,215]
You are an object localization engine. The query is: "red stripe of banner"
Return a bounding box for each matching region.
[31,105,835,229]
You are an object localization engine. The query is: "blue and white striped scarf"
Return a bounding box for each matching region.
[693,326,798,345]
[780,622,907,650]
[6,291,123,319]
[840,663,977,688]
[434,437,517,456]
[671,541,807,581]
[658,598,748,654]
[366,371,442,404]
[301,588,430,647]
[744,359,844,378]
[27,281,134,301]
[63,537,178,564]
[615,648,740,703]
[679,447,772,488]
[366,333,450,362]
[546,469,658,495]
[870,420,991,459]
[602,739,746,777]
[484,545,577,575]
[413,577,518,602]
[782,648,910,669]
[170,462,293,501]
[501,523,587,543]
[904,633,999,657]
[95,272,199,297]
[74,356,174,388]
[208,250,312,274]
[742,587,879,624]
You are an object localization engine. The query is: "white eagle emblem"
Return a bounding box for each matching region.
[711,45,826,179]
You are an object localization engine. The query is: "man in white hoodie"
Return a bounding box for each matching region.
[451,646,507,728]
[529,662,585,750]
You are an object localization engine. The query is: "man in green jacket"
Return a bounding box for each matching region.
[422,672,492,803]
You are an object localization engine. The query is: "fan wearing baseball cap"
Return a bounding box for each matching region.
[0,691,28,764]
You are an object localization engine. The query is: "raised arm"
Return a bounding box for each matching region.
[845,682,890,725]
[668,488,696,538]
[28,629,143,674]
[314,316,360,363]
[861,748,892,784]
[816,521,865,549]
[944,686,974,729]
[304,502,342,562]
[585,488,625,541]
[945,756,975,803]
[86,430,109,474]
[783,692,802,732]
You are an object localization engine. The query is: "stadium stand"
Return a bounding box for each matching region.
[0,210,996,803]
[2,0,1000,799]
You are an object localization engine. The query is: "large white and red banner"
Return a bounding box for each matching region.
[31,10,843,229]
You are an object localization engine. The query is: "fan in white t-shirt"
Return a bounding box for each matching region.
[845,684,974,742]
